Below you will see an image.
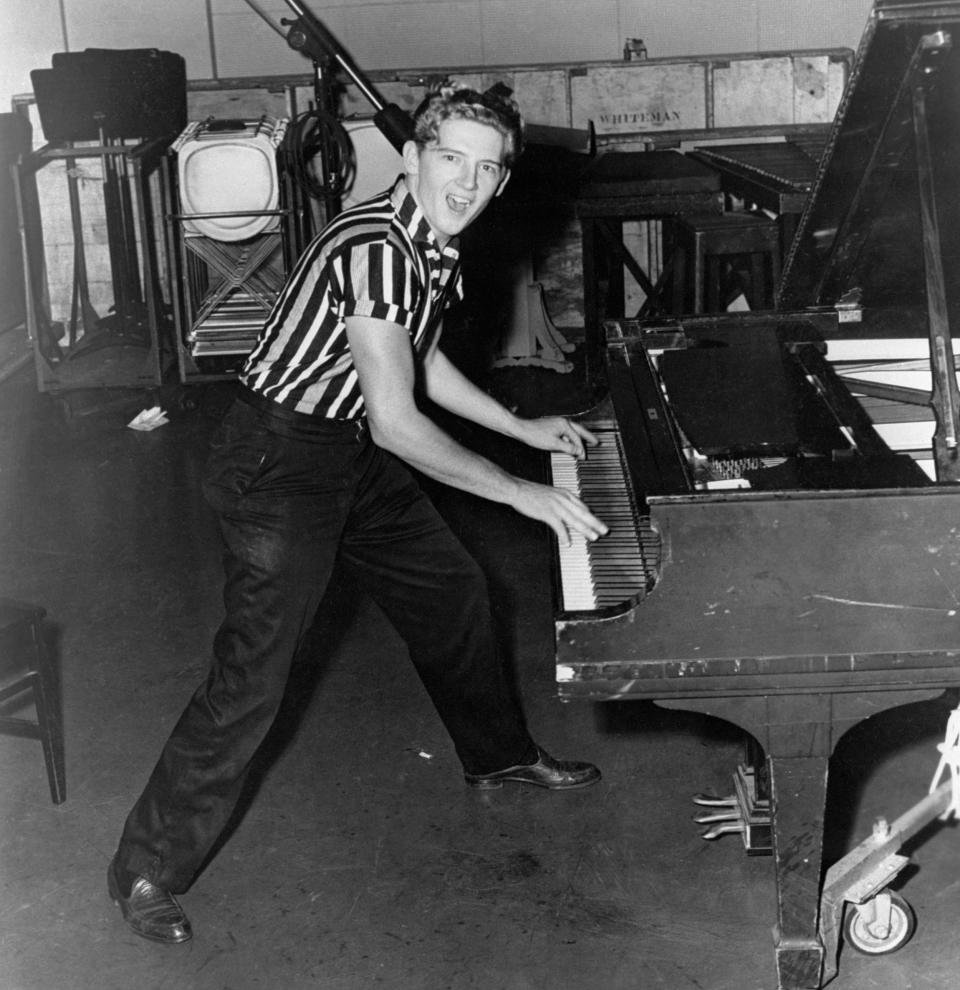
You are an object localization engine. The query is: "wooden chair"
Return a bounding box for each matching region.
[0,599,65,803]
[672,211,781,313]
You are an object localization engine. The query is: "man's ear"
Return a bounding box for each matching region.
[495,169,511,198]
[402,140,420,176]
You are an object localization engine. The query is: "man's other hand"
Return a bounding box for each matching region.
[517,417,600,460]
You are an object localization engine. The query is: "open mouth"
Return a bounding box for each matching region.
[446,194,472,215]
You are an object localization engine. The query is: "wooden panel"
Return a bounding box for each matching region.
[713,54,845,127]
[187,88,289,122]
[570,51,849,139]
[570,62,708,136]
[500,70,571,129]
[338,67,571,129]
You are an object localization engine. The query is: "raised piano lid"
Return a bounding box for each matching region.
[778,0,960,313]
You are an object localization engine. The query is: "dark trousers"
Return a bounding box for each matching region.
[115,398,536,893]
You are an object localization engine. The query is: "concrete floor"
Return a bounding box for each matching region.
[1,344,959,990]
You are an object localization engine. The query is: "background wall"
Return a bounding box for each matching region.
[2,0,876,111]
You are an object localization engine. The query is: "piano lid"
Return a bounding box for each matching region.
[778,0,960,313]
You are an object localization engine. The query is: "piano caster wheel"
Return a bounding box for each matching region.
[842,890,916,955]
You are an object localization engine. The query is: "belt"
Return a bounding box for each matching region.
[237,386,367,442]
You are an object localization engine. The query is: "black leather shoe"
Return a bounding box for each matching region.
[107,859,193,944]
[465,748,601,791]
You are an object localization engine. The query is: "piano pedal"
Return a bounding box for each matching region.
[694,810,742,825]
[693,793,738,808]
[692,766,773,855]
[702,821,748,840]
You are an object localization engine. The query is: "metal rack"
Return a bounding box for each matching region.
[163,118,302,383]
[12,137,173,396]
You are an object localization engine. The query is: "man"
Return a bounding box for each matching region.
[108,87,608,944]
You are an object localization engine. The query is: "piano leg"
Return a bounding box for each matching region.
[657,688,944,990]
[767,752,829,989]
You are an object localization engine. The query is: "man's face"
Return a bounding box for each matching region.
[403,118,511,245]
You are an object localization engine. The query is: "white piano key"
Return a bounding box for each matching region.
[550,426,659,612]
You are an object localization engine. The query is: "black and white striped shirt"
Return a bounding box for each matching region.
[241,179,462,419]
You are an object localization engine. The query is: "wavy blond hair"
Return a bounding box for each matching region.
[411,88,524,168]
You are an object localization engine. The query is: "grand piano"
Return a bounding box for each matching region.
[551,3,960,988]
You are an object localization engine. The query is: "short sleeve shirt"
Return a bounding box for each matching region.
[241,178,463,419]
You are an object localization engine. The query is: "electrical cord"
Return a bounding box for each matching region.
[288,108,356,203]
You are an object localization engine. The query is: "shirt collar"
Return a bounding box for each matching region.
[391,177,460,263]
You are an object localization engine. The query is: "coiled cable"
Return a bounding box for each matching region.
[288,107,356,203]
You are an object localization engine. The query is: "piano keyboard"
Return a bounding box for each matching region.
[549,422,660,612]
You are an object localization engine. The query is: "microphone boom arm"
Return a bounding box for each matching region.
[278,0,414,151]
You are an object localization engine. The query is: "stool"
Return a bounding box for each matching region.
[672,211,782,314]
[0,599,65,803]
[576,150,722,380]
